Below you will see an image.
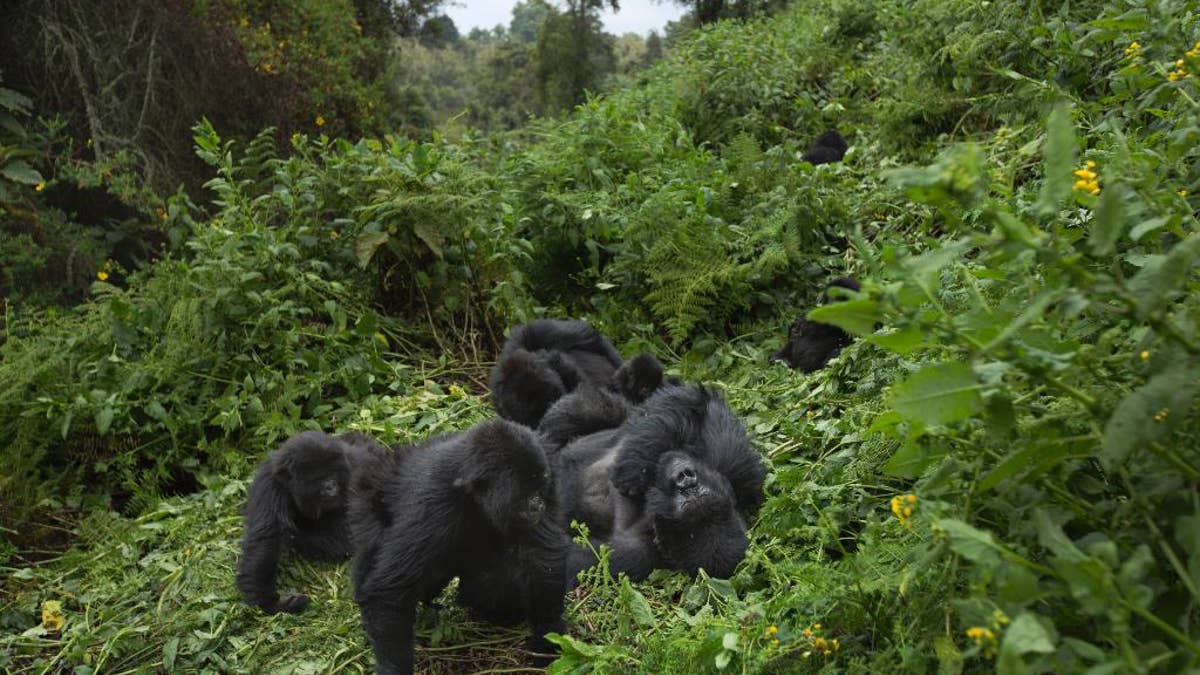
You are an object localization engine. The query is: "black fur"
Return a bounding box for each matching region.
[770,277,861,372]
[802,130,849,165]
[610,385,766,516]
[237,431,387,614]
[537,385,632,452]
[350,420,567,675]
[490,319,666,427]
[548,385,758,582]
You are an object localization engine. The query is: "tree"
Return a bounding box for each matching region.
[644,31,664,65]
[535,0,618,113]
[510,0,554,43]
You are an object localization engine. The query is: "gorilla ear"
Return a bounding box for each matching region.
[453,468,487,494]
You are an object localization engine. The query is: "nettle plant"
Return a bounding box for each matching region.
[815,103,1199,670]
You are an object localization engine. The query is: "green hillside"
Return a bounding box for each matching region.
[3,0,1199,672]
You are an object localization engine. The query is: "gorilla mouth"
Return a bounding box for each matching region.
[519,495,547,523]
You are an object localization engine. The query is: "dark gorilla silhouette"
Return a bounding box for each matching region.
[350,420,567,675]
[541,384,761,582]
[770,277,861,372]
[237,431,387,614]
[802,130,849,165]
[489,319,663,427]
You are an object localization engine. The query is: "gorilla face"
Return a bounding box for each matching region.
[285,435,352,520]
[645,452,749,578]
[458,422,556,535]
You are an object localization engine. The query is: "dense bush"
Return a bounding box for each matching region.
[2,0,1200,672]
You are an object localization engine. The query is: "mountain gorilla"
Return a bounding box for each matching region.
[489,319,663,427]
[350,420,567,675]
[770,277,861,372]
[802,130,849,165]
[237,431,388,614]
[542,384,763,582]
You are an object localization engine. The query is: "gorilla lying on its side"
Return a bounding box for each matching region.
[542,384,762,582]
[802,130,849,165]
[237,431,387,614]
[350,420,566,675]
[490,319,663,427]
[770,277,861,372]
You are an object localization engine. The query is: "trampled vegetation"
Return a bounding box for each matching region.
[2,0,1199,672]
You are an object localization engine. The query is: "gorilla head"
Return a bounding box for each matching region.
[770,277,861,372]
[279,432,353,520]
[645,452,748,578]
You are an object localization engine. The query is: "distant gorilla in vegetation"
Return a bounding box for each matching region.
[543,384,761,582]
[237,431,387,614]
[490,319,664,427]
[350,420,567,675]
[802,130,849,165]
[770,277,861,372]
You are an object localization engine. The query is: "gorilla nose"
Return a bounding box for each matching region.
[675,467,697,489]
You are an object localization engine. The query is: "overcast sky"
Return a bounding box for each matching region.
[444,1,687,36]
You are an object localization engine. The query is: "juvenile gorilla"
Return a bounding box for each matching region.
[802,130,849,165]
[544,385,761,582]
[350,420,567,675]
[489,319,663,427]
[237,431,387,614]
[770,277,861,372]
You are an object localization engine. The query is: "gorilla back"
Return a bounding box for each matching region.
[350,419,567,675]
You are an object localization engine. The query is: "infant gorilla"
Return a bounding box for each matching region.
[237,430,388,614]
[489,319,663,427]
[771,277,861,372]
[540,384,764,582]
[350,419,567,675]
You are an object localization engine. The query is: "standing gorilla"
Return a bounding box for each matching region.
[237,430,387,614]
[770,277,861,372]
[542,384,762,582]
[490,319,663,427]
[350,419,567,675]
[802,130,849,165]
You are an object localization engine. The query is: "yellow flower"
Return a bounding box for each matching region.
[1072,162,1100,195]
[97,271,109,281]
[35,182,45,192]
[772,638,781,646]
[41,600,65,631]
[158,209,168,222]
[1073,168,1097,180]
[1154,408,1169,422]
[891,494,917,527]
[966,626,996,643]
[1124,41,1141,58]
[1140,350,1150,361]
[315,114,326,127]
[1179,190,1189,197]
[767,625,778,635]
[262,62,275,74]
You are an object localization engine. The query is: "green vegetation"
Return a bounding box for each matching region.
[3,0,1200,672]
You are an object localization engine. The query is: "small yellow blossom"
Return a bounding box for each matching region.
[767,625,778,635]
[1187,41,1200,59]
[262,62,275,74]
[891,494,917,527]
[315,114,326,127]
[1124,41,1141,58]
[1140,350,1150,361]
[158,209,168,222]
[1179,190,1189,197]
[966,626,996,643]
[1072,161,1101,195]
[41,600,65,632]
[772,638,781,646]
[97,271,109,281]
[1154,408,1169,422]
[35,182,45,192]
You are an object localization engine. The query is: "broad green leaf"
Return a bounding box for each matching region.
[808,299,881,336]
[979,440,1089,492]
[1125,234,1200,319]
[1129,215,1172,242]
[354,231,390,269]
[932,635,964,675]
[95,406,114,436]
[888,363,983,426]
[1088,183,1126,256]
[938,518,1007,568]
[413,221,444,257]
[866,325,924,355]
[0,87,33,112]
[1035,106,1076,216]
[1002,613,1056,655]
[1100,364,1200,468]
[882,441,946,479]
[982,290,1059,352]
[619,578,656,628]
[1033,510,1085,562]
[1,160,44,185]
